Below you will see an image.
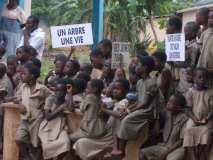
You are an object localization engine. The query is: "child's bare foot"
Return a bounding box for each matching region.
[111,150,124,160]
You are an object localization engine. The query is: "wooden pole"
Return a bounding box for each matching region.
[3,105,21,160]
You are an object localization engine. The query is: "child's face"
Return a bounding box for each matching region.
[184,26,194,41]
[129,57,139,73]
[166,96,180,113]
[54,84,66,100]
[166,24,175,34]
[135,63,145,77]
[194,70,206,88]
[113,82,125,100]
[63,61,76,76]
[7,59,17,77]
[115,68,125,80]
[105,83,115,97]
[153,57,164,71]
[21,67,32,83]
[86,81,95,95]
[98,44,111,58]
[55,60,65,75]
[90,55,104,69]
[16,48,29,62]
[129,73,139,86]
[102,63,112,78]
[185,68,193,83]
[208,12,213,28]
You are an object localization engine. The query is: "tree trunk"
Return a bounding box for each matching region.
[149,16,158,42]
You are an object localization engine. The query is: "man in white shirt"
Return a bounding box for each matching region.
[18,16,45,60]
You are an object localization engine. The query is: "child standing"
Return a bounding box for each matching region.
[69,79,108,141]
[140,94,188,160]
[38,79,70,160]
[112,56,160,158]
[183,68,213,160]
[15,62,51,160]
[197,11,213,88]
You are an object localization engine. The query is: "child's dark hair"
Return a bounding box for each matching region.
[99,39,112,49]
[30,58,41,69]
[68,78,87,93]
[173,93,186,107]
[7,55,17,63]
[116,79,130,93]
[139,56,155,73]
[152,50,167,62]
[76,72,91,83]
[54,54,67,64]
[0,63,7,75]
[90,79,104,95]
[168,16,182,32]
[70,59,80,72]
[90,48,103,58]
[28,15,40,25]
[194,67,208,76]
[29,46,38,57]
[55,79,67,88]
[24,62,40,79]
[137,50,148,58]
[198,7,209,19]
[185,21,200,33]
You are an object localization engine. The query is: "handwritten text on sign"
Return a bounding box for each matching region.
[111,42,130,69]
[165,33,185,61]
[50,23,93,48]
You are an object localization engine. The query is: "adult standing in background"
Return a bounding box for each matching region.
[0,0,26,57]
[18,16,45,60]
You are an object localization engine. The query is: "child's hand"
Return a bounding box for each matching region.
[194,119,204,126]
[200,119,207,125]
[67,84,73,94]
[18,104,27,114]
[45,112,53,121]
[159,152,168,160]
[100,103,107,112]
[120,111,128,120]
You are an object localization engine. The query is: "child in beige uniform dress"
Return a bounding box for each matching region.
[141,94,188,160]
[184,68,213,160]
[38,79,70,160]
[15,63,51,160]
[69,79,108,142]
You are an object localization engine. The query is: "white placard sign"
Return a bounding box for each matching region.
[111,42,130,69]
[165,33,185,61]
[50,23,93,48]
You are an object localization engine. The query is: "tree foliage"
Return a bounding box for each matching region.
[32,0,192,53]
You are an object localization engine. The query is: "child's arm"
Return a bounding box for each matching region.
[159,140,182,160]
[101,103,120,118]
[45,104,67,121]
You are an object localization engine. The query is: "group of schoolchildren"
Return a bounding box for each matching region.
[0,7,212,160]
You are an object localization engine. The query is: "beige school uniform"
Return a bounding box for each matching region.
[70,94,108,141]
[38,95,70,159]
[108,99,128,133]
[117,78,159,140]
[197,28,213,87]
[141,112,188,160]
[183,88,213,147]
[15,83,51,147]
